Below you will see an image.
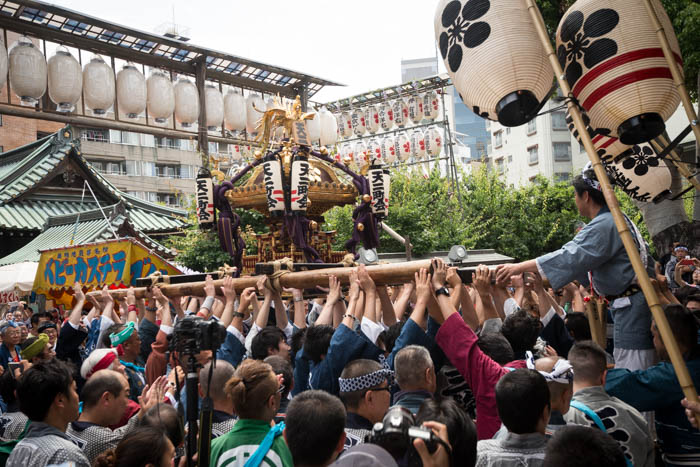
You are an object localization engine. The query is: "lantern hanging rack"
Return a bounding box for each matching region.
[335,119,451,146]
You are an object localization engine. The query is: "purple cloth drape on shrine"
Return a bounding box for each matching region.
[284,215,322,263]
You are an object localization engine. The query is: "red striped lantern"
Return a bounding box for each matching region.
[556,0,682,144]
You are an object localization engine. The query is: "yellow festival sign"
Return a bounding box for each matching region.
[33,238,181,298]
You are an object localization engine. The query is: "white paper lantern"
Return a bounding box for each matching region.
[355,141,369,166]
[0,40,7,91]
[47,47,82,112]
[423,91,440,121]
[393,99,409,128]
[338,111,353,139]
[411,130,427,159]
[231,144,243,160]
[340,143,354,164]
[351,108,367,136]
[146,70,175,123]
[83,56,115,115]
[368,138,383,164]
[396,132,412,162]
[223,90,246,131]
[435,0,554,126]
[174,78,199,127]
[245,94,265,136]
[378,103,395,131]
[9,36,46,106]
[319,107,338,147]
[204,85,224,130]
[117,64,146,118]
[307,112,321,144]
[408,95,424,124]
[365,105,380,134]
[380,136,397,163]
[425,127,443,156]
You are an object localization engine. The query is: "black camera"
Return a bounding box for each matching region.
[368,406,438,466]
[171,316,226,355]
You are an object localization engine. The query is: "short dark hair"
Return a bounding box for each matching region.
[478,332,515,365]
[81,370,125,408]
[94,426,171,467]
[140,403,184,448]
[290,327,307,356]
[30,311,50,327]
[265,355,293,399]
[495,369,550,434]
[501,310,541,357]
[339,359,384,409]
[377,321,404,354]
[0,371,17,407]
[568,341,607,383]
[416,398,477,467]
[572,174,607,207]
[285,390,346,466]
[662,304,699,355]
[564,312,592,341]
[251,326,286,360]
[545,425,626,467]
[303,325,334,364]
[683,294,700,307]
[17,358,74,421]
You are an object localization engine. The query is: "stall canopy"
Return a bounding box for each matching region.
[0,261,38,303]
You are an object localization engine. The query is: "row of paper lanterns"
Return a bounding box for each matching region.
[336,127,443,165]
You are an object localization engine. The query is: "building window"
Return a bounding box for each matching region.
[494,131,503,148]
[553,142,572,161]
[552,112,567,130]
[507,155,513,163]
[155,137,180,150]
[0,115,3,126]
[81,128,110,143]
[554,172,571,183]
[496,157,504,174]
[156,193,180,206]
[528,146,538,165]
[527,118,537,135]
[505,127,510,135]
[156,164,180,178]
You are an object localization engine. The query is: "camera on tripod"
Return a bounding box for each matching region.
[368,406,439,466]
[171,316,227,355]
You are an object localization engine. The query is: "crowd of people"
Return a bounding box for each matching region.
[0,170,697,467]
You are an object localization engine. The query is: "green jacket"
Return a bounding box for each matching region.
[210,418,293,467]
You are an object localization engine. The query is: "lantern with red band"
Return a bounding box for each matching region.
[368,165,390,219]
[262,155,285,217]
[556,0,682,144]
[290,154,310,214]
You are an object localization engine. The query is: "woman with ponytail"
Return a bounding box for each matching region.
[93,426,174,467]
[210,359,293,466]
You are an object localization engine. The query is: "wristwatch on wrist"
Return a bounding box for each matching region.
[435,286,450,297]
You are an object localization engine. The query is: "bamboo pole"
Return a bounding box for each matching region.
[595,298,609,348]
[584,299,606,349]
[87,259,433,300]
[523,0,700,416]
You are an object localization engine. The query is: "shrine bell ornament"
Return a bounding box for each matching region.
[396,132,412,162]
[174,78,200,127]
[47,47,82,113]
[83,55,115,115]
[393,99,409,128]
[378,103,395,131]
[407,95,424,124]
[366,105,380,134]
[8,36,46,107]
[434,0,553,127]
[423,91,440,121]
[556,0,681,144]
[117,64,147,118]
[146,70,175,124]
[351,108,367,136]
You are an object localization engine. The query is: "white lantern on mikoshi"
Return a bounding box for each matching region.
[368,165,390,219]
[396,132,412,162]
[117,64,146,118]
[368,138,383,164]
[435,0,554,127]
[319,107,338,147]
[338,111,353,139]
[47,47,82,113]
[380,136,397,163]
[378,103,395,131]
[146,70,175,124]
[393,99,410,128]
[411,130,427,159]
[205,85,224,130]
[245,94,266,136]
[425,127,443,157]
[262,156,285,217]
[556,0,681,144]
[423,91,440,121]
[9,36,46,107]
[355,141,369,166]
[174,78,199,127]
[407,95,424,124]
[351,108,367,136]
[307,112,321,144]
[340,143,354,164]
[223,90,246,132]
[83,56,114,115]
[290,154,310,214]
[0,40,7,91]
[365,105,380,134]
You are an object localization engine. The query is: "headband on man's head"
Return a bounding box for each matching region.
[87,350,118,378]
[338,368,394,393]
[20,333,49,360]
[674,245,689,253]
[582,162,602,192]
[0,321,18,334]
[526,351,574,384]
[109,321,136,348]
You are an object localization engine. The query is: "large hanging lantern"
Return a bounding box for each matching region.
[83,56,115,115]
[262,154,285,217]
[393,99,410,128]
[290,153,310,214]
[368,165,390,219]
[425,127,443,156]
[117,64,146,118]
[9,36,47,106]
[435,0,554,126]
[223,90,246,131]
[174,78,199,127]
[368,138,383,164]
[378,103,395,131]
[380,136,397,163]
[407,95,424,124]
[556,0,681,144]
[351,108,367,136]
[411,129,427,159]
[47,47,82,113]
[423,91,440,121]
[338,111,353,139]
[246,94,266,136]
[205,85,224,130]
[355,141,369,166]
[146,70,175,123]
[396,132,412,162]
[307,112,321,144]
[365,105,380,134]
[0,40,7,91]
[319,107,338,147]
